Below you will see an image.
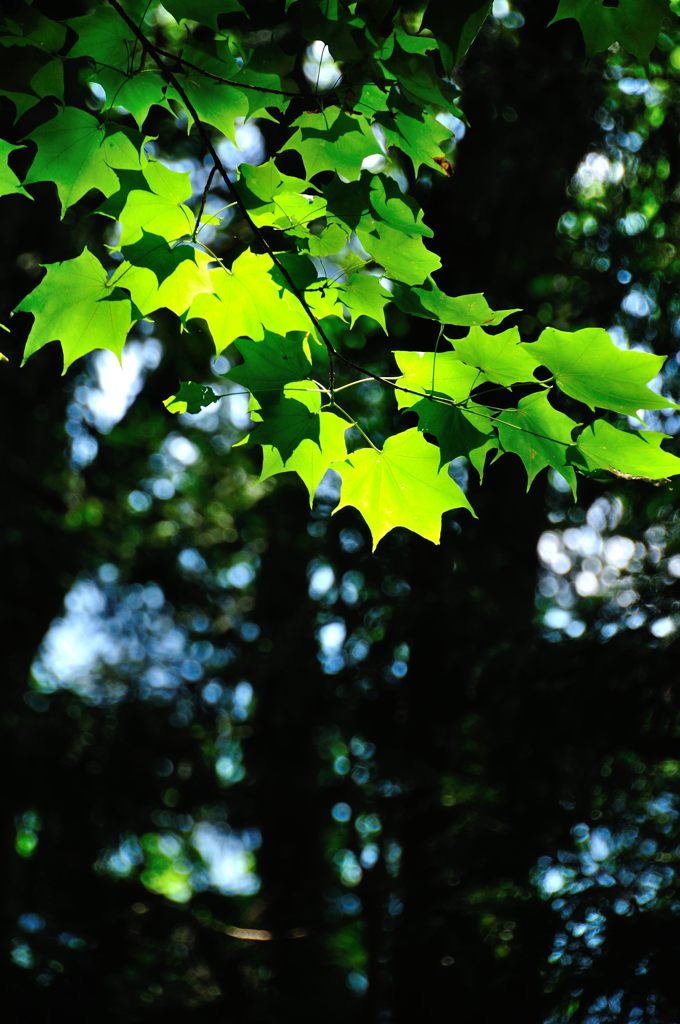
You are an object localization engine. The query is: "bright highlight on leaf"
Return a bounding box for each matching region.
[334,428,476,550]
[393,350,480,408]
[282,108,383,182]
[16,248,132,372]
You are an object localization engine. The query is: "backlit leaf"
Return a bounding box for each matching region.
[334,428,475,550]
[393,349,481,408]
[413,398,496,477]
[495,391,580,495]
[573,421,680,480]
[250,395,321,462]
[24,108,139,215]
[452,326,541,388]
[260,409,349,504]
[528,327,676,416]
[282,107,383,181]
[16,248,132,372]
[392,281,519,327]
[118,159,195,245]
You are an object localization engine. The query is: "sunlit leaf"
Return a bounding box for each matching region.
[282,107,383,181]
[495,391,580,495]
[16,248,132,372]
[573,421,680,480]
[260,409,349,504]
[118,159,195,246]
[24,108,139,215]
[391,281,519,327]
[453,326,540,388]
[393,349,481,409]
[334,428,475,550]
[528,327,676,416]
[0,140,30,198]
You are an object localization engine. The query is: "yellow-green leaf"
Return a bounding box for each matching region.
[334,428,475,550]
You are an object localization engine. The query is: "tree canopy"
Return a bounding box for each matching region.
[3,0,680,546]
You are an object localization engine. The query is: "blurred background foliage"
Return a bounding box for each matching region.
[3,1,680,1021]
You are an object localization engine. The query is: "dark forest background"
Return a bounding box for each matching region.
[3,2,680,1021]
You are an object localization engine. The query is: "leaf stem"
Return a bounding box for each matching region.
[325,400,379,451]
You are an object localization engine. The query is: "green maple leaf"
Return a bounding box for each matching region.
[177,73,249,145]
[239,159,326,233]
[393,349,482,409]
[357,215,441,286]
[495,391,580,495]
[2,9,66,53]
[231,50,298,120]
[550,0,666,62]
[118,159,195,246]
[30,58,64,103]
[304,221,349,257]
[282,107,383,181]
[528,327,676,416]
[334,428,475,550]
[164,381,220,414]
[0,91,41,123]
[322,175,370,232]
[120,232,202,287]
[368,175,433,237]
[67,7,135,71]
[260,409,349,504]
[250,396,321,462]
[573,421,680,480]
[97,69,173,128]
[24,107,139,215]
[16,248,132,372]
[422,0,492,70]
[256,379,348,501]
[453,326,540,387]
[0,140,30,199]
[378,99,455,175]
[392,281,519,327]
[413,398,496,478]
[337,273,392,330]
[189,251,322,354]
[116,234,212,317]
[226,332,320,403]
[352,83,391,120]
[382,52,456,111]
[69,5,168,126]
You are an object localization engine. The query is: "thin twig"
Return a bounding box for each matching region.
[192,164,217,241]
[152,43,303,98]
